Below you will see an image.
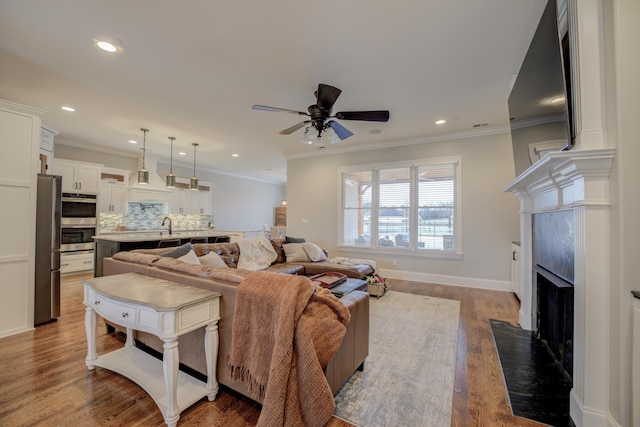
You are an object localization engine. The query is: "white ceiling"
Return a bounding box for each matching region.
[0,0,546,184]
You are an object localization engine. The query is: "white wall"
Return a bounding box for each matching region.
[287,131,520,290]
[606,0,640,424]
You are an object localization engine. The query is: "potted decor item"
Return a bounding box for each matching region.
[366,274,387,297]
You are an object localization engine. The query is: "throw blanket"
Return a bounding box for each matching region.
[228,271,350,427]
[236,237,277,271]
[329,256,378,274]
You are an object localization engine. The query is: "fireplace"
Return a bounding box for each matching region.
[533,210,575,382]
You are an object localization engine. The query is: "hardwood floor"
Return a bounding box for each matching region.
[0,274,546,426]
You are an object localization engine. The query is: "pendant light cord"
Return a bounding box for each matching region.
[168,136,175,173]
[140,128,149,168]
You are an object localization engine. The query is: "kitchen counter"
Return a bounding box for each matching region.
[92,230,230,277]
[93,230,224,242]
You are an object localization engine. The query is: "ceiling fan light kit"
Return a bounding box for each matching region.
[253,83,389,147]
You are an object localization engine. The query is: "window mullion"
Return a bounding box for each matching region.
[409,165,418,250]
[371,168,380,248]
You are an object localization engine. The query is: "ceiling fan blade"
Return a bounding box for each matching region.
[252,105,307,115]
[329,121,354,140]
[316,84,342,110]
[279,121,310,135]
[335,110,390,122]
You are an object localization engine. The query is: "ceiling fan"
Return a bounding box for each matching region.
[252,83,389,146]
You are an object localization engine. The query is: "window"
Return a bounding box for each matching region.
[339,157,460,255]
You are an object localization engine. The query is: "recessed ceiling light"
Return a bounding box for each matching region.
[178,152,186,156]
[128,139,137,144]
[61,106,75,112]
[435,119,446,125]
[232,153,239,157]
[97,40,117,52]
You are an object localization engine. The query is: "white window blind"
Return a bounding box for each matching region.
[339,157,460,254]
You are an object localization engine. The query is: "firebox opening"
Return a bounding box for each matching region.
[535,264,574,384]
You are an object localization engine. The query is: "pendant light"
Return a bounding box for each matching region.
[166,136,176,188]
[190,142,199,190]
[137,128,149,185]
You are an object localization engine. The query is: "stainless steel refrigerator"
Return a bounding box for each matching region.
[34,174,62,325]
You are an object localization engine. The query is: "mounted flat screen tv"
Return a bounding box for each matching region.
[508,0,573,177]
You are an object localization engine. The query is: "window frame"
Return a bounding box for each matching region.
[337,156,462,259]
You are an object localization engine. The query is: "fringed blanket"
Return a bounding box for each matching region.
[228,271,350,427]
[328,256,378,274]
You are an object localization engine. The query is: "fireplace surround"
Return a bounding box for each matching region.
[505,148,614,425]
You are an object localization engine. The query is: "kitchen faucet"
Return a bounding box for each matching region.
[162,216,172,235]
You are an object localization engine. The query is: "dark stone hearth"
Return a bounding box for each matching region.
[490,319,574,427]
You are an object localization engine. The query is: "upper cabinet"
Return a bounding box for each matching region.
[53,159,101,194]
[98,168,129,213]
[168,181,211,215]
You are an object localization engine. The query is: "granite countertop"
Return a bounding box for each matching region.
[92,230,227,242]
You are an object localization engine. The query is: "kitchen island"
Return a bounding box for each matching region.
[92,230,230,277]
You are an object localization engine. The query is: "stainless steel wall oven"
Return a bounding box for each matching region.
[61,193,97,252]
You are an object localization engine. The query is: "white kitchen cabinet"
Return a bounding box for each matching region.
[99,181,128,213]
[60,252,94,274]
[168,182,210,215]
[54,159,101,194]
[99,168,129,213]
[511,242,521,299]
[169,188,193,214]
[0,99,42,338]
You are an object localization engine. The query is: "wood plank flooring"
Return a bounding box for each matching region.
[0,274,547,426]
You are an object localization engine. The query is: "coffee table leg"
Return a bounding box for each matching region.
[163,339,180,427]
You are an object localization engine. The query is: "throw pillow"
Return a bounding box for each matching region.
[283,243,310,262]
[178,249,201,265]
[160,242,193,258]
[303,242,328,262]
[199,251,229,269]
[285,236,306,243]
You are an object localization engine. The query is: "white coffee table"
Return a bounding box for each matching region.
[84,272,221,427]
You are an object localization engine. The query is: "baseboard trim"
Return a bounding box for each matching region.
[378,268,512,292]
[570,390,614,427]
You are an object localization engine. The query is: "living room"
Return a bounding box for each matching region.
[1,1,639,426]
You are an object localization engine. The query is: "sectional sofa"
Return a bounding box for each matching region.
[101,240,371,400]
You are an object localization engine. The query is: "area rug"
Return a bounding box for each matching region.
[334,291,460,427]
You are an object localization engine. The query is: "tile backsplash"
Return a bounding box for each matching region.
[100,201,212,233]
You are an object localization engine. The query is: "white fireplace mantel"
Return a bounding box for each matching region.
[505,147,615,426]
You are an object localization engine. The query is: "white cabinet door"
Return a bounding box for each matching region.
[198,191,211,215]
[98,182,111,213]
[77,164,100,194]
[55,161,77,193]
[111,184,127,212]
